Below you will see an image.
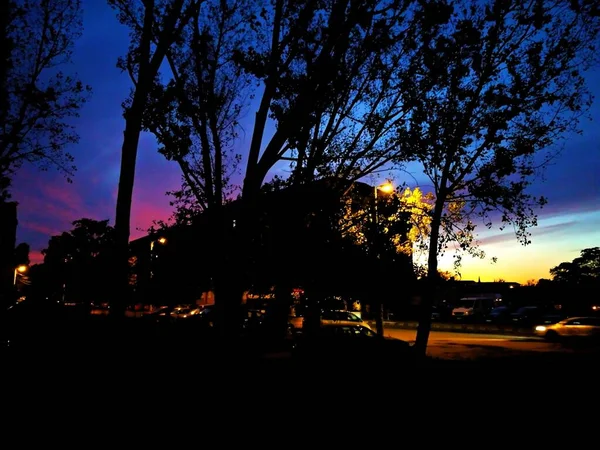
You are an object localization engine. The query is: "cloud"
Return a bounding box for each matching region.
[29,250,44,266]
[476,220,578,246]
[20,221,62,238]
[130,198,175,240]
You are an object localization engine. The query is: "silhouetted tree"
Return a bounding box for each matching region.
[236,0,421,204]
[147,0,424,335]
[405,0,600,356]
[41,218,115,304]
[0,0,91,200]
[14,242,30,266]
[139,0,255,333]
[108,0,199,315]
[550,247,600,285]
[339,184,432,334]
[144,0,253,214]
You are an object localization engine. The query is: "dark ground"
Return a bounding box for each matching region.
[3,308,599,440]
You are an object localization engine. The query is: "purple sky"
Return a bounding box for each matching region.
[9,1,600,283]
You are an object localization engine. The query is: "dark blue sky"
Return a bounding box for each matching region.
[9,0,600,282]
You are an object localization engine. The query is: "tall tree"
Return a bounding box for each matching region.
[141,0,258,334]
[144,0,253,214]
[147,0,426,335]
[238,0,415,203]
[41,218,115,304]
[108,0,199,315]
[402,0,600,356]
[0,0,91,200]
[281,2,436,186]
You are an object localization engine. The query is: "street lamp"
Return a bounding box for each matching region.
[150,236,167,252]
[371,182,393,337]
[373,181,394,237]
[13,264,27,286]
[149,237,167,278]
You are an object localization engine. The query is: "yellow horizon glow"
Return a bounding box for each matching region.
[415,209,600,284]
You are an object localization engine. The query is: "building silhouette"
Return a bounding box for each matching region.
[129,179,415,309]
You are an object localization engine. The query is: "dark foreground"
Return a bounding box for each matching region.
[4,309,599,436]
[4,311,599,376]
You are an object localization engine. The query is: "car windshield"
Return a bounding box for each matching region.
[458,300,476,308]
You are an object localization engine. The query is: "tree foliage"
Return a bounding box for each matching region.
[340,184,433,260]
[402,0,599,270]
[0,0,92,200]
[14,242,30,266]
[550,247,600,285]
[41,218,115,303]
[150,0,436,212]
[108,0,200,311]
[143,0,253,213]
[403,0,600,354]
[237,0,422,199]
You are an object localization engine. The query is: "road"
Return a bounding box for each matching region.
[383,327,572,359]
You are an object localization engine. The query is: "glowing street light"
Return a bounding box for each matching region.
[13,264,27,286]
[378,182,394,194]
[373,181,394,222]
[371,182,394,337]
[150,237,167,279]
[150,236,167,251]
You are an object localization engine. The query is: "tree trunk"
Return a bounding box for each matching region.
[272,282,292,340]
[210,199,248,344]
[111,107,144,317]
[374,300,385,336]
[413,203,443,357]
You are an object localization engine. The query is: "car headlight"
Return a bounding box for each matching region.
[535,325,546,332]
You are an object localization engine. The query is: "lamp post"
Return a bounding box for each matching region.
[373,182,394,237]
[13,264,27,286]
[147,237,167,308]
[149,237,167,278]
[372,182,394,336]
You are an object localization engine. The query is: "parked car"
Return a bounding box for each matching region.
[534,316,600,341]
[288,310,372,331]
[291,322,413,364]
[510,306,542,326]
[431,303,453,322]
[484,306,511,324]
[320,310,372,330]
[451,295,502,322]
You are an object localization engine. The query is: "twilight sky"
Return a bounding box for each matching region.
[9,0,600,284]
